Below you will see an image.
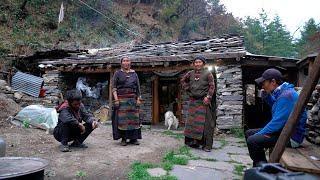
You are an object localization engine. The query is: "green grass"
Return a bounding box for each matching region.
[219,139,228,148]
[128,161,178,180]
[233,164,246,176]
[128,146,192,180]
[75,170,87,178]
[162,130,184,139]
[230,128,245,139]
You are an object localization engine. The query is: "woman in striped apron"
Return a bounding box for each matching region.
[112,57,143,146]
[181,56,216,152]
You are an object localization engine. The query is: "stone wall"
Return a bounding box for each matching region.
[42,70,62,107]
[140,79,152,124]
[216,65,243,129]
[306,85,320,145]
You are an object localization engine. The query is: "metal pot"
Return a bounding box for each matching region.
[0,157,48,180]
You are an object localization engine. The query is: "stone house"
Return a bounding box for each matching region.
[37,35,299,130]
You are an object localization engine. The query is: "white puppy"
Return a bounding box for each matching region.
[165,111,179,130]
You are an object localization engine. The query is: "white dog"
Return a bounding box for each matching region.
[165,111,179,130]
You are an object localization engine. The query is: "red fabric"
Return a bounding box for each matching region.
[56,100,69,112]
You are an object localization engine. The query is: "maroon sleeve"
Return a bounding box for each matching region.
[207,73,215,99]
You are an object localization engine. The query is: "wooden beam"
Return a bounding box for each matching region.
[152,76,160,124]
[270,52,320,163]
[109,70,114,121]
[39,52,247,65]
[57,64,192,73]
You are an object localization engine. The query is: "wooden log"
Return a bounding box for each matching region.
[152,76,159,124]
[270,52,320,163]
[109,70,114,120]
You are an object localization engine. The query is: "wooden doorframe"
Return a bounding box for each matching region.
[152,76,160,124]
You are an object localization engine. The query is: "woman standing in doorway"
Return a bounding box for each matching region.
[112,57,143,146]
[181,56,216,152]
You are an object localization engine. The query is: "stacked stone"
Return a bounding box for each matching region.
[42,70,62,107]
[140,81,152,124]
[216,65,243,129]
[0,78,59,108]
[306,85,320,145]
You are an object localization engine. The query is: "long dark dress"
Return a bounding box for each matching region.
[112,69,142,140]
[181,69,216,149]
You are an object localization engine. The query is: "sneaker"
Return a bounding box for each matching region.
[59,145,71,152]
[70,140,88,148]
[129,139,140,145]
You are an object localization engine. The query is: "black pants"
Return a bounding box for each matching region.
[245,128,279,167]
[54,123,94,145]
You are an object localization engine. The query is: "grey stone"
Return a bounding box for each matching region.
[223,67,241,74]
[217,116,233,123]
[220,95,243,101]
[230,154,252,165]
[221,145,248,155]
[218,125,241,129]
[222,92,232,96]
[14,92,23,100]
[170,165,233,180]
[222,101,242,105]
[218,105,242,110]
[212,141,223,149]
[188,160,234,171]
[191,149,231,162]
[0,80,7,87]
[220,88,243,93]
[147,168,167,177]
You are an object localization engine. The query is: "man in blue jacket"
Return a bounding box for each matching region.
[245,68,307,167]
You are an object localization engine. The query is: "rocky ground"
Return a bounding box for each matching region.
[0,124,182,179]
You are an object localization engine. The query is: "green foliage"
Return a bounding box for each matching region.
[128,161,177,180]
[23,120,30,128]
[128,146,191,180]
[219,139,228,148]
[233,164,246,176]
[162,130,184,139]
[242,10,296,57]
[295,18,320,57]
[75,170,87,178]
[230,128,245,139]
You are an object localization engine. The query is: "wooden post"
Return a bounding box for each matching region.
[152,76,159,124]
[109,70,114,120]
[270,53,320,163]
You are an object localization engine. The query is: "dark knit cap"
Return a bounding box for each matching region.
[193,56,207,64]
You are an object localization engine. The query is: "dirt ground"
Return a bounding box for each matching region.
[0,123,182,179]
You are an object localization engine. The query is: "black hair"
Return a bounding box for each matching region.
[120,56,130,63]
[66,89,82,102]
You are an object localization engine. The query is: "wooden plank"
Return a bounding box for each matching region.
[39,52,247,65]
[58,64,192,73]
[270,52,320,163]
[280,148,320,174]
[297,141,320,169]
[152,76,160,124]
[109,71,113,120]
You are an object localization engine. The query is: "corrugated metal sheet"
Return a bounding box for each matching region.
[12,72,44,97]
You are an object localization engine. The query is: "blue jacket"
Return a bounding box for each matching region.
[256,82,307,144]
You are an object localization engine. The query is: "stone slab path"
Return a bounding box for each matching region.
[148,136,252,180]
